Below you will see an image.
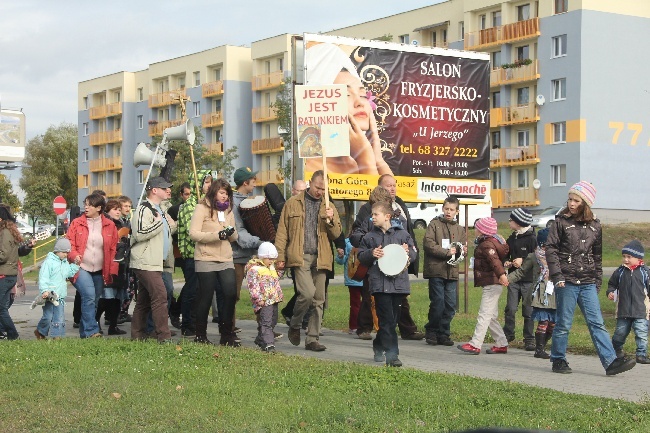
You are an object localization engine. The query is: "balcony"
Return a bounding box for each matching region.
[148,119,184,137]
[89,130,122,146]
[92,184,122,197]
[252,106,277,123]
[252,137,284,154]
[490,144,539,168]
[205,142,223,154]
[490,103,539,128]
[252,71,284,91]
[490,60,539,88]
[148,88,187,108]
[465,17,540,51]
[89,156,123,172]
[202,111,224,128]
[89,102,123,119]
[256,169,283,187]
[491,187,539,208]
[202,80,224,98]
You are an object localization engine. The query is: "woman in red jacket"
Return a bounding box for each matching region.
[67,193,118,338]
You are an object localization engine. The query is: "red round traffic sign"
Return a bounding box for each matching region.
[53,195,67,215]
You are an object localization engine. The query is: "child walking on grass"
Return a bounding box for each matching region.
[33,239,80,340]
[607,240,650,365]
[246,242,284,352]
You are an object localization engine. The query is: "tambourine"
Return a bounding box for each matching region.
[447,241,465,266]
[378,244,409,276]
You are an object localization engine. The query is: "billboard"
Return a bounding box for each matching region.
[301,34,490,202]
[0,109,26,163]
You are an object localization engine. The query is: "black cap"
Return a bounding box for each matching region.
[146,176,173,190]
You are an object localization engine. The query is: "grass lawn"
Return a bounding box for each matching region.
[1,339,649,433]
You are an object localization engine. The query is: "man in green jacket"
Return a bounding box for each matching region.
[275,170,342,351]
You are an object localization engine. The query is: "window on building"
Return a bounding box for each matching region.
[479,14,486,30]
[178,76,186,89]
[491,51,502,69]
[552,35,567,57]
[442,29,447,45]
[552,78,566,101]
[83,149,89,162]
[214,99,222,112]
[137,115,143,129]
[517,169,529,188]
[517,130,530,147]
[491,171,501,189]
[517,45,530,61]
[492,11,501,27]
[555,0,568,14]
[551,164,567,186]
[114,91,121,103]
[492,91,501,108]
[114,118,121,131]
[115,171,121,185]
[193,101,200,117]
[491,131,501,149]
[115,145,121,157]
[265,124,271,139]
[517,87,530,105]
[138,171,145,184]
[137,88,144,101]
[82,175,89,188]
[459,21,464,40]
[98,145,106,159]
[553,122,566,143]
[432,31,437,47]
[214,68,221,81]
[517,4,530,21]
[83,97,88,110]
[278,58,284,72]
[399,34,410,44]
[194,71,200,86]
[83,123,89,136]
[213,130,221,142]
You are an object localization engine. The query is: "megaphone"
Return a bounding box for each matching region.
[162,119,195,146]
[133,142,166,168]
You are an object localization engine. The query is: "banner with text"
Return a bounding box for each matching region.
[302,33,490,203]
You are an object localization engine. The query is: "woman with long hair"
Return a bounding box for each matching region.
[0,206,35,340]
[67,193,118,338]
[189,178,239,346]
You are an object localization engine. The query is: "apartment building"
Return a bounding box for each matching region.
[79,1,650,221]
[77,45,252,204]
[326,0,650,221]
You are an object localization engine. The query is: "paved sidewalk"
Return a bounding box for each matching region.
[9,279,649,403]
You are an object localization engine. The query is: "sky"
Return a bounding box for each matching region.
[0,0,441,197]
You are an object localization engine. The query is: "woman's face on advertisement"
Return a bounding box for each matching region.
[334,70,370,131]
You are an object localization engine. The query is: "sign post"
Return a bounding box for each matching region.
[53,195,67,238]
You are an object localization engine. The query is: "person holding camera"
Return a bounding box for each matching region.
[189,178,239,346]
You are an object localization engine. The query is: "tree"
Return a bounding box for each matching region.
[373,34,393,42]
[0,174,20,212]
[271,77,293,195]
[20,123,78,223]
[21,177,60,229]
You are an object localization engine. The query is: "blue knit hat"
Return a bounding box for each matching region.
[622,240,644,259]
[537,228,549,247]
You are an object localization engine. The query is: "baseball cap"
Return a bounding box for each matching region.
[233,167,258,186]
[146,177,173,190]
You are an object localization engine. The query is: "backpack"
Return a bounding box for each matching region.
[347,247,368,280]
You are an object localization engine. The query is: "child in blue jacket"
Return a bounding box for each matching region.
[34,238,80,339]
[335,238,364,334]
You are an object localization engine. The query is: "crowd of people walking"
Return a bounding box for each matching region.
[0,174,647,376]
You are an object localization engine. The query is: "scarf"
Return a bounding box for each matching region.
[474,233,507,246]
[534,247,550,306]
[216,200,230,211]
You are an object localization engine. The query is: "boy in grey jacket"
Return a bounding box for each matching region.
[358,202,417,367]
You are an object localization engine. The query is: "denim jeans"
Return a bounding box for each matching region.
[0,276,18,339]
[37,302,66,338]
[146,271,174,333]
[550,283,617,369]
[612,318,648,357]
[425,277,457,339]
[72,269,103,338]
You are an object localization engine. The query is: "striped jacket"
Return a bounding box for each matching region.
[130,199,175,272]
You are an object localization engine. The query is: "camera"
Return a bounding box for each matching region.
[218,226,235,240]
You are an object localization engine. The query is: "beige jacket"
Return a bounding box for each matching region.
[189,201,238,263]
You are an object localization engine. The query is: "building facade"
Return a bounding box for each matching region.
[78,0,650,221]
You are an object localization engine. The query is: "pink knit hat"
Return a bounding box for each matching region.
[475,217,498,236]
[568,181,596,207]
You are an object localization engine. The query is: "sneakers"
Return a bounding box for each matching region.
[402,331,425,341]
[233,327,242,334]
[387,358,403,367]
[373,349,385,363]
[457,343,481,355]
[273,331,283,340]
[636,355,650,364]
[437,336,455,346]
[425,335,438,346]
[170,315,181,329]
[262,345,276,353]
[348,328,357,335]
[288,327,301,346]
[524,342,536,351]
[486,346,508,354]
[73,322,79,329]
[358,331,372,340]
[305,341,326,352]
[193,335,214,344]
[552,358,572,374]
[33,329,46,340]
[534,349,551,359]
[606,357,636,376]
[108,327,127,335]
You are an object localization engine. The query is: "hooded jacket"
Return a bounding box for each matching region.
[231,190,262,263]
[38,252,80,303]
[473,235,509,287]
[358,224,416,295]
[0,228,32,276]
[177,170,212,259]
[423,215,467,280]
[245,258,284,312]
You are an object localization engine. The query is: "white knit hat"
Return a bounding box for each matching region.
[305,42,361,85]
[257,242,278,259]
